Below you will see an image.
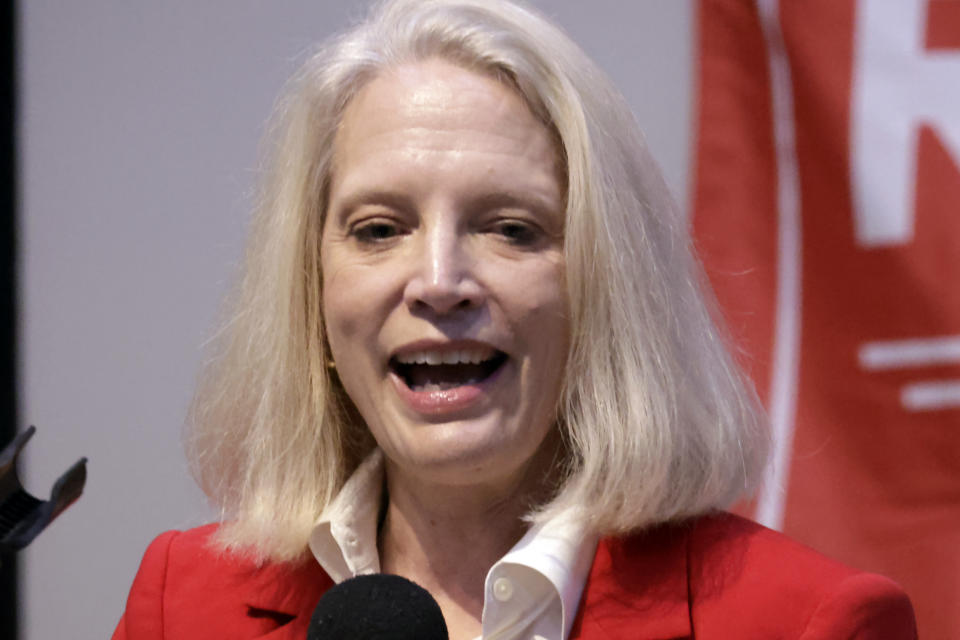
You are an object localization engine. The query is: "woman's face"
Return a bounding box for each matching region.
[321,59,568,489]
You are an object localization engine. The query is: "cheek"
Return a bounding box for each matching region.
[321,272,379,413]
[320,256,404,381]
[320,268,352,344]
[498,263,569,396]
[320,259,375,362]
[502,262,568,340]
[531,278,570,378]
[322,245,374,319]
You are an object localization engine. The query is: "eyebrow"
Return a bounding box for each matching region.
[331,188,562,224]
[329,190,417,223]
[465,191,562,221]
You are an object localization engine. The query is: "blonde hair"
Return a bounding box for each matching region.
[186,0,769,562]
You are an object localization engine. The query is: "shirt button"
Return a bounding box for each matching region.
[492,577,514,602]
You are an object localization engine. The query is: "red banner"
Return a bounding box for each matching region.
[693,1,960,638]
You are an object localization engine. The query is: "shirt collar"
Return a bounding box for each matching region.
[308,449,385,583]
[484,507,597,640]
[308,449,598,640]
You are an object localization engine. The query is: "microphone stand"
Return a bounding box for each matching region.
[0,426,87,560]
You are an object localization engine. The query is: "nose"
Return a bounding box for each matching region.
[403,222,483,315]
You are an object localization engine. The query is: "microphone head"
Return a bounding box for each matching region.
[307,573,448,640]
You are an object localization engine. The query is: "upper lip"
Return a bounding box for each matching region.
[389,339,506,365]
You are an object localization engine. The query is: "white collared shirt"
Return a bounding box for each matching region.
[308,449,598,640]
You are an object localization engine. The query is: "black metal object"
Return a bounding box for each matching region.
[0,427,87,553]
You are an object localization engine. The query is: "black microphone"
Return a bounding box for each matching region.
[307,573,448,639]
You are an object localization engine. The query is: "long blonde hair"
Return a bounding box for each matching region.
[186,0,769,562]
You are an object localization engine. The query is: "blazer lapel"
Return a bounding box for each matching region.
[233,557,334,638]
[570,521,693,640]
[210,522,692,639]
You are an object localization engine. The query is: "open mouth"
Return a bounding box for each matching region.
[390,347,508,392]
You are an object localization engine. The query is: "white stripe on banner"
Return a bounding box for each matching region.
[754,0,803,531]
[859,335,960,370]
[901,380,960,411]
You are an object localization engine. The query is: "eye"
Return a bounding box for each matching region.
[489,219,540,246]
[350,219,403,244]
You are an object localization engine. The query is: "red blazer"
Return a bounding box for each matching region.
[112,512,916,639]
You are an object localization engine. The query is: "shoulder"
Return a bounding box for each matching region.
[125,524,266,598]
[582,512,916,639]
[126,523,224,580]
[685,513,916,637]
[113,524,332,640]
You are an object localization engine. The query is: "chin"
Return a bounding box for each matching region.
[382,419,557,488]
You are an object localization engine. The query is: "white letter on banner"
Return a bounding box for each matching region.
[851,0,960,248]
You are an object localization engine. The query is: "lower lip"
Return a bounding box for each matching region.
[390,365,505,416]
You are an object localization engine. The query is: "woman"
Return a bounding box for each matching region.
[114,0,916,638]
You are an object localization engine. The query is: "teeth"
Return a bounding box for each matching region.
[395,347,496,365]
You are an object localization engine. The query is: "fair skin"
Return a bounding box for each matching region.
[321,59,568,638]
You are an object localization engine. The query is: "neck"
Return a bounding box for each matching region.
[377,435,561,639]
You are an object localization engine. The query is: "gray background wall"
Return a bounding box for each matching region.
[18,2,693,637]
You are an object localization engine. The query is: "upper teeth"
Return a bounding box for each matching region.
[395,347,495,365]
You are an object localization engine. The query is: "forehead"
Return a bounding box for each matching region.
[332,58,561,175]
